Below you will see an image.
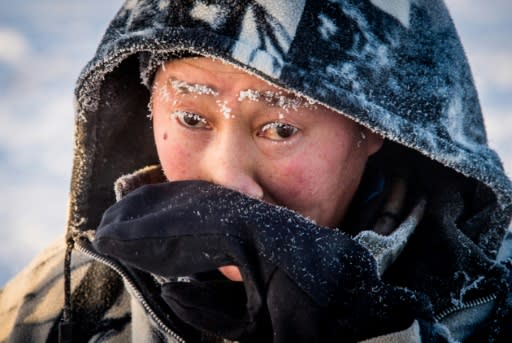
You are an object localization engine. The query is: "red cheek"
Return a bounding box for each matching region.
[274,160,312,198]
[159,141,196,180]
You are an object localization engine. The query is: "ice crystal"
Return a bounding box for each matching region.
[169,79,219,96]
[216,100,233,119]
[238,89,316,112]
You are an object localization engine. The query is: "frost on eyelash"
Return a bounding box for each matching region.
[170,110,208,125]
[169,79,219,96]
[260,121,295,144]
[261,122,283,131]
[261,122,296,135]
[216,100,234,119]
[238,89,317,112]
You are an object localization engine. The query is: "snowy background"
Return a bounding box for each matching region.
[0,0,511,286]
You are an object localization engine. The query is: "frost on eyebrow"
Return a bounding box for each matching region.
[157,82,172,102]
[169,78,219,96]
[238,89,317,111]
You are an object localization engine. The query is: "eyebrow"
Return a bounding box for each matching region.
[168,77,316,111]
[238,89,313,111]
[168,78,219,96]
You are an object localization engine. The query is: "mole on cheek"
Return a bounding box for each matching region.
[163,132,168,140]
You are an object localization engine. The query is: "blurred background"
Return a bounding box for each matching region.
[0,0,511,286]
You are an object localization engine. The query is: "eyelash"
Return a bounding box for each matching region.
[258,122,299,141]
[171,111,210,129]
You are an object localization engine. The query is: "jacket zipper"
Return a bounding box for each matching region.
[434,294,496,322]
[74,240,187,343]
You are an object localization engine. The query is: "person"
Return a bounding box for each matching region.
[1,0,511,342]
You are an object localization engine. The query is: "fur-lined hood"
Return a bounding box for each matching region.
[69,0,511,257]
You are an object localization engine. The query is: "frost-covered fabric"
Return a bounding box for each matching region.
[73,0,511,254]
[93,180,429,342]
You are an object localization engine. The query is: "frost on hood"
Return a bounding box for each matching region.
[72,0,511,261]
[450,272,486,307]
[65,4,512,341]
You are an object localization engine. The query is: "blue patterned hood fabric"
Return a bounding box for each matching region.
[71,0,511,255]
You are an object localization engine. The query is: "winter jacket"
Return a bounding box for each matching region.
[1,0,512,342]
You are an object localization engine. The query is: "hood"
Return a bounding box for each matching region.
[69,0,512,258]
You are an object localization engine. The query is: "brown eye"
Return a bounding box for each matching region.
[258,122,299,141]
[275,124,296,138]
[171,111,210,129]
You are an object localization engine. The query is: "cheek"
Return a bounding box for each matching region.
[264,139,365,226]
[155,133,196,181]
[266,150,326,206]
[273,159,311,199]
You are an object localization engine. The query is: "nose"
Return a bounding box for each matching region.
[201,130,264,200]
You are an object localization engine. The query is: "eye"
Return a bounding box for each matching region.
[171,111,210,129]
[258,122,299,141]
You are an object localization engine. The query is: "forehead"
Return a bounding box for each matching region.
[155,57,288,96]
[154,57,311,110]
[160,57,264,80]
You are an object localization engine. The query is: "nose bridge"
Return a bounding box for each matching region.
[203,126,264,199]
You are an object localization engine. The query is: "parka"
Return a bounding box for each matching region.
[1,0,511,342]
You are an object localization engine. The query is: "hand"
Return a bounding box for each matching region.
[94,181,429,342]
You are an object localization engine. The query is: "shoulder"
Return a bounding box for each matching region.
[0,238,96,341]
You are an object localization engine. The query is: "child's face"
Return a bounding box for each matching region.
[152,58,382,227]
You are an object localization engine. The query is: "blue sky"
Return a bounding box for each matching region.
[0,0,511,286]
